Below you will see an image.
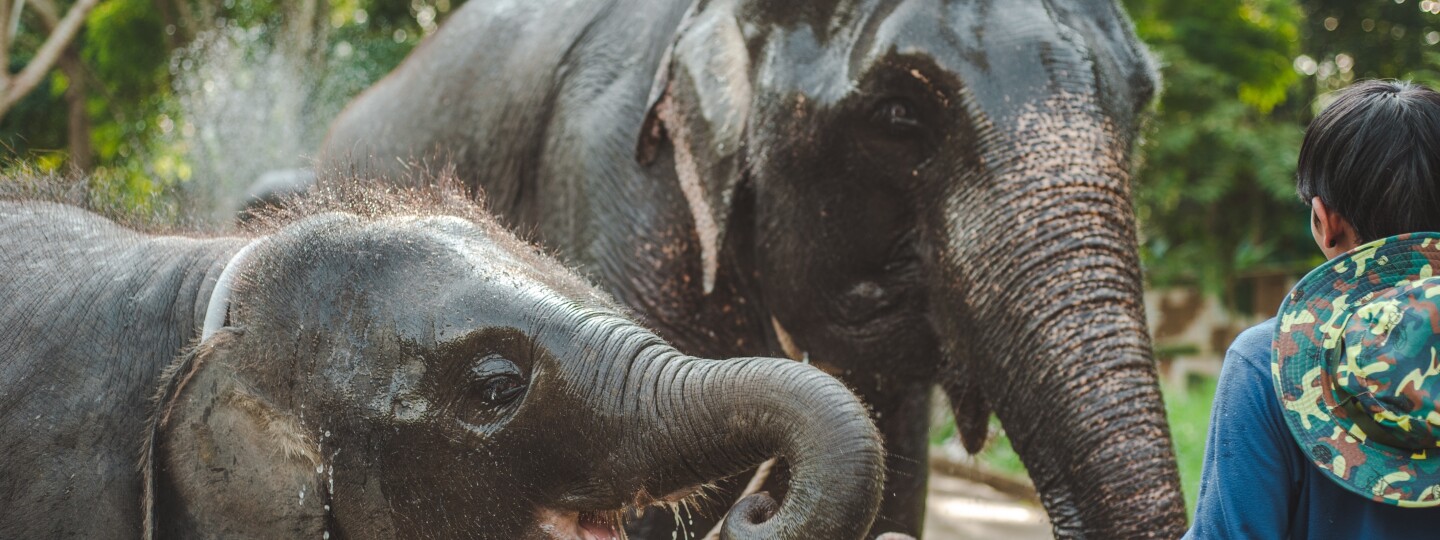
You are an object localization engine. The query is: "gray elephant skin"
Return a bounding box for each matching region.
[322,0,1187,537]
[0,181,885,539]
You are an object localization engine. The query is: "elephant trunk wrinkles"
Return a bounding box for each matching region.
[604,347,884,540]
[976,281,1184,538]
[932,97,1187,538]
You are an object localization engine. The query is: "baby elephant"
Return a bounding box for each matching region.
[0,181,884,539]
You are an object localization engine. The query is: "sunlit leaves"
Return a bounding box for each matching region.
[3,0,469,221]
[84,0,168,102]
[1127,0,1440,302]
[1124,0,1312,296]
[1303,0,1440,94]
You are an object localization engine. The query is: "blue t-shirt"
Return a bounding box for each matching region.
[1185,318,1440,539]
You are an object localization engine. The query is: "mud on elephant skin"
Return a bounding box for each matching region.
[0,177,885,539]
[322,0,1187,537]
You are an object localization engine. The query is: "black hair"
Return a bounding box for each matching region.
[1296,80,1440,242]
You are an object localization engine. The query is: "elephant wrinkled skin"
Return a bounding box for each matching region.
[0,183,885,539]
[323,0,1188,537]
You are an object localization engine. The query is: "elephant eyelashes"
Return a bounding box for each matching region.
[874,98,922,130]
[470,354,526,406]
[857,96,936,169]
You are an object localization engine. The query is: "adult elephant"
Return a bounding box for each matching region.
[322,0,1187,537]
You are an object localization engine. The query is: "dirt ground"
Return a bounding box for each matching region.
[922,473,1052,540]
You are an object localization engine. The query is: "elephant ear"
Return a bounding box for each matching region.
[637,0,752,295]
[141,333,329,539]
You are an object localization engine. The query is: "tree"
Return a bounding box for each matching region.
[1123,0,1440,306]
[0,0,102,120]
[25,0,94,170]
[2,0,467,219]
[1300,0,1440,91]
[1124,0,1313,300]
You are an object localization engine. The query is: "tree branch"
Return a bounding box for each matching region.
[27,0,53,26]
[0,1,15,82]
[0,0,101,119]
[7,1,25,46]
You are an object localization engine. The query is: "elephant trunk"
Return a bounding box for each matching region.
[607,349,885,540]
[948,271,1186,537]
[928,97,1187,537]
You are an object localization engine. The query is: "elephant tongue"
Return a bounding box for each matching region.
[578,512,620,540]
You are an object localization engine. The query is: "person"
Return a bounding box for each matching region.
[1186,80,1440,538]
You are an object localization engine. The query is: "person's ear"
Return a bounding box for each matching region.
[1311,196,1359,256]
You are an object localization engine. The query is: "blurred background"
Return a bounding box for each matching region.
[2,0,1438,536]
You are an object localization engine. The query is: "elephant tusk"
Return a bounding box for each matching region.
[770,316,808,363]
[202,238,268,340]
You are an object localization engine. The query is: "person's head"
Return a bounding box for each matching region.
[1298,80,1440,258]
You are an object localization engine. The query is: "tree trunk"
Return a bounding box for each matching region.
[28,0,92,171]
[151,0,187,49]
[59,47,89,171]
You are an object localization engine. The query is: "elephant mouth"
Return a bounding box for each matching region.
[539,486,702,540]
[577,511,623,540]
[537,508,623,540]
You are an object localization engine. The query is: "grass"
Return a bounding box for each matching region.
[1165,376,1218,516]
[931,376,1218,517]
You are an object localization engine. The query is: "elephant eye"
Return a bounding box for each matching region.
[480,377,524,405]
[471,354,526,406]
[874,98,921,129]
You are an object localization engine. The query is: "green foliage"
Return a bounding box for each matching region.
[0,70,68,156]
[1127,0,1303,113]
[1409,51,1440,88]
[1303,0,1440,91]
[1126,0,1316,295]
[85,0,169,103]
[0,10,70,158]
[2,0,466,219]
[310,3,442,127]
[975,421,1029,480]
[1165,377,1218,517]
[3,0,1439,278]
[78,0,174,187]
[1124,0,1440,300]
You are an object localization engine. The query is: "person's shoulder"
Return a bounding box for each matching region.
[1227,317,1278,374]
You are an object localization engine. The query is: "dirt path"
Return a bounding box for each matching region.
[922,473,1052,540]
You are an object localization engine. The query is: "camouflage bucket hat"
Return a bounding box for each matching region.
[1275,232,1440,507]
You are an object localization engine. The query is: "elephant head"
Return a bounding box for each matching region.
[638,0,1185,536]
[142,187,884,539]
